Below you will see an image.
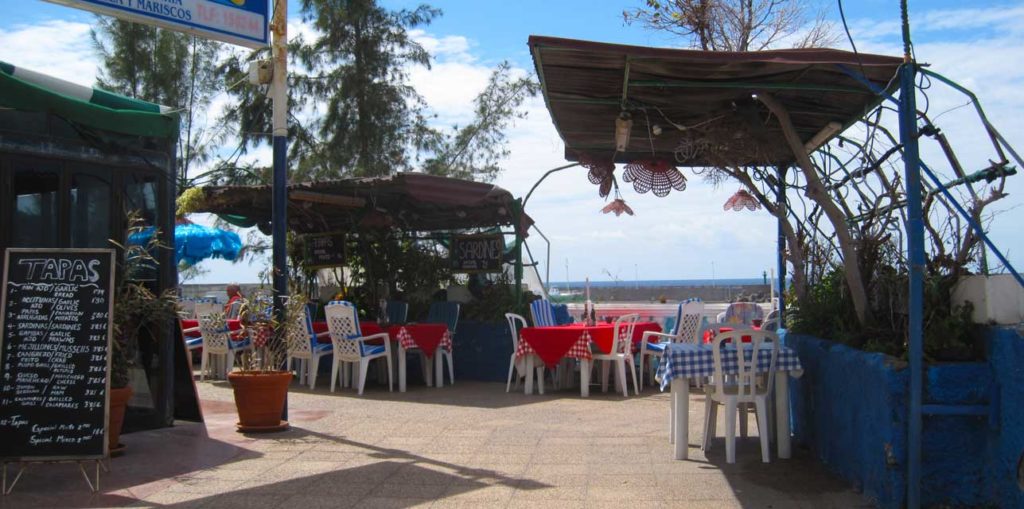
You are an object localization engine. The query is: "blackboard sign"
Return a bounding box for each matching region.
[450,234,506,273]
[0,249,115,461]
[303,233,346,269]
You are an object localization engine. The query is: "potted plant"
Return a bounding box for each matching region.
[110,220,179,454]
[227,293,305,432]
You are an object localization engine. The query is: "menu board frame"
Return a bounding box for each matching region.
[450,234,506,273]
[302,232,346,270]
[0,248,116,463]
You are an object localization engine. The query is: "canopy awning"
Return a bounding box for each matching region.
[191,173,532,236]
[0,61,179,139]
[528,36,904,167]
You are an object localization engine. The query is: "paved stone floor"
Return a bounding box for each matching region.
[0,378,872,508]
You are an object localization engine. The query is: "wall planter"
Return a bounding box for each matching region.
[786,329,1023,508]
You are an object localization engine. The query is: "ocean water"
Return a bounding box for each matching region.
[551,278,769,288]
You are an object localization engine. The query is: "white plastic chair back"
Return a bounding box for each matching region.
[286,306,315,357]
[677,300,705,345]
[198,314,231,355]
[761,309,780,331]
[325,302,363,363]
[709,330,779,399]
[611,313,640,354]
[529,299,556,327]
[505,313,527,352]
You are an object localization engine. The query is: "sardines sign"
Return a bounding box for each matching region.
[44,0,270,48]
[450,234,506,273]
[0,249,116,461]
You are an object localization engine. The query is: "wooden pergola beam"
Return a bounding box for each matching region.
[289,190,366,208]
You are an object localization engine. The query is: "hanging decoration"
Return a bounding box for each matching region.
[622,159,687,197]
[579,152,615,198]
[600,182,635,217]
[127,220,244,267]
[723,188,762,212]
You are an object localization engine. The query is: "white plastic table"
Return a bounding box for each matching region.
[656,342,803,460]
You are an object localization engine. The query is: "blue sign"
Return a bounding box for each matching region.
[45,0,270,48]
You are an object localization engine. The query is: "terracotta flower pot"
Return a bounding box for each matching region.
[108,386,133,454]
[227,371,291,432]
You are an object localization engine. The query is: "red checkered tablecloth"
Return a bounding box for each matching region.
[392,324,451,359]
[516,325,612,368]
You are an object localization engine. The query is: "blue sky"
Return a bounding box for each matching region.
[5,1,1024,285]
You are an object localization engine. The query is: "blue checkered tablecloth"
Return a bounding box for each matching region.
[657,343,803,391]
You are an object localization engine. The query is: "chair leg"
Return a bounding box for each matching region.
[628,357,640,396]
[226,352,235,377]
[617,360,628,397]
[506,355,516,393]
[200,351,208,381]
[309,356,320,390]
[446,351,454,385]
[739,403,749,438]
[580,359,591,397]
[357,359,369,395]
[385,354,394,392]
[399,347,407,393]
[536,366,545,395]
[724,399,737,464]
[702,399,714,452]
[601,361,610,393]
[756,398,771,463]
[330,359,339,393]
[435,349,444,388]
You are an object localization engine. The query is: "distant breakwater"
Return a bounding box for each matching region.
[552,284,773,303]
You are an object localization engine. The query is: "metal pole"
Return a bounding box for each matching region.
[529,224,551,293]
[899,59,924,509]
[522,163,579,209]
[777,166,787,326]
[271,0,289,420]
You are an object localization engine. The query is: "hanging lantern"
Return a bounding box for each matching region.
[723,189,762,211]
[614,112,633,152]
[622,159,687,197]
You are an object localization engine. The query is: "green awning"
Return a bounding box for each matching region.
[0,61,179,139]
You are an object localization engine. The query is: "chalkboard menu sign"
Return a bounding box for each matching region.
[303,233,346,269]
[0,249,115,461]
[450,234,506,273]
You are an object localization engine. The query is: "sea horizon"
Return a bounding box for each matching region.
[549,277,777,288]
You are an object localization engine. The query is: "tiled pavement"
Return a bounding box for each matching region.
[0,378,872,508]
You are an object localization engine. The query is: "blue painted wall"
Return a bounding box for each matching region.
[984,327,1024,508]
[786,328,1024,508]
[452,321,512,383]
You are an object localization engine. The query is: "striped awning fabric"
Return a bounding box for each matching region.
[0,61,179,138]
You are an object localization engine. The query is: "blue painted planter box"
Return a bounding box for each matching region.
[787,329,1024,508]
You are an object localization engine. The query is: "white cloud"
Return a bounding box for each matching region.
[0,20,95,85]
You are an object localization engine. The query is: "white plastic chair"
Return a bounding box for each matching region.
[639,299,704,391]
[761,309,780,332]
[505,313,527,392]
[325,301,393,395]
[285,305,332,389]
[702,329,779,464]
[592,313,640,397]
[197,314,252,380]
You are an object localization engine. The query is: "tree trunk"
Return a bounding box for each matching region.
[757,93,871,325]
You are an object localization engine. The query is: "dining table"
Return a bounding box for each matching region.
[656,341,803,460]
[312,321,452,391]
[517,323,609,396]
